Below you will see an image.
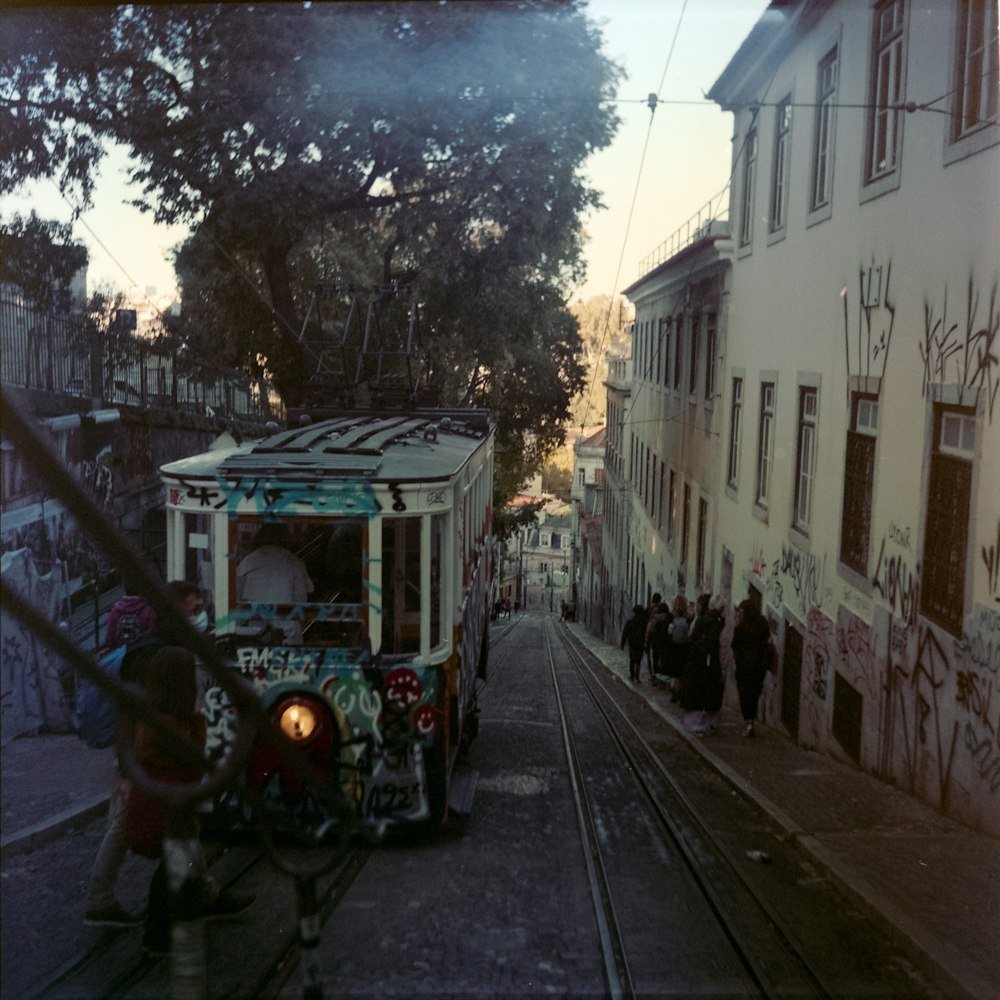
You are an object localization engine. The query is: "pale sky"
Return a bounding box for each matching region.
[1,1,769,308]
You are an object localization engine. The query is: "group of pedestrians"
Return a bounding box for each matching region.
[621,589,773,738]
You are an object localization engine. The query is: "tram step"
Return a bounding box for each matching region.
[448,763,479,817]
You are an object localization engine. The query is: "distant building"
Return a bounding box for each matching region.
[571,426,606,632]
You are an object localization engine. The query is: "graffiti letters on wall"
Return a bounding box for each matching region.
[871,523,920,627]
[0,549,74,743]
[843,258,896,383]
[765,540,825,619]
[920,277,999,422]
[888,607,1000,816]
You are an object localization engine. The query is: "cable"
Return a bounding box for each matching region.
[575,0,690,436]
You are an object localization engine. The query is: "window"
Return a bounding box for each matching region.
[672,316,683,390]
[696,496,709,586]
[658,462,665,530]
[681,482,691,566]
[794,387,818,530]
[953,0,998,139]
[769,97,792,232]
[866,0,906,183]
[840,395,878,574]
[689,316,700,395]
[578,468,586,487]
[727,377,743,486]
[811,47,839,211]
[739,128,758,246]
[921,407,975,634]
[664,319,673,387]
[667,469,677,542]
[756,382,775,505]
[704,313,717,401]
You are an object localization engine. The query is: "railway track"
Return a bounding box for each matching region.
[545,619,830,999]
[8,613,945,999]
[27,838,372,1000]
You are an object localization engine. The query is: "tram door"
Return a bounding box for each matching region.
[382,517,422,654]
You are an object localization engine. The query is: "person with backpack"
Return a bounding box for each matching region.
[621,604,649,682]
[664,594,691,701]
[645,599,673,683]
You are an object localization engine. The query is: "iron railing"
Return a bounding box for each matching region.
[0,295,282,423]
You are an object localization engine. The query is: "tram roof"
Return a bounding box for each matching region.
[161,410,493,484]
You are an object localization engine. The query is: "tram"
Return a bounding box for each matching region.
[159,407,494,834]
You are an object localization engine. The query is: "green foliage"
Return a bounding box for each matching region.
[542,461,573,502]
[567,294,633,429]
[2,2,622,512]
[492,500,544,545]
[0,213,88,311]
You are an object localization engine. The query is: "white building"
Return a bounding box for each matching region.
[571,426,606,631]
[704,0,999,834]
[619,221,734,615]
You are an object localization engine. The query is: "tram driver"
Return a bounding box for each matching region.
[236,522,314,644]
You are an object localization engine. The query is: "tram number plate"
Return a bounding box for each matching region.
[365,782,422,820]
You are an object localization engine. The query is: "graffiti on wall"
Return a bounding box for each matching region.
[842,258,896,382]
[920,277,999,422]
[888,607,1000,812]
[871,523,921,627]
[800,605,877,748]
[983,521,1000,604]
[801,608,834,744]
[0,549,74,743]
[766,541,825,618]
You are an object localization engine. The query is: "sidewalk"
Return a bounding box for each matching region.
[0,734,116,857]
[2,626,998,999]
[568,622,999,1000]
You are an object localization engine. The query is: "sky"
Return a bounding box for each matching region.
[1,1,770,309]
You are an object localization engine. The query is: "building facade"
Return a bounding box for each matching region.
[707,0,999,834]
[598,0,999,835]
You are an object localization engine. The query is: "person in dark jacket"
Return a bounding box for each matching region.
[664,594,691,701]
[682,594,726,734]
[621,604,649,682]
[645,600,673,682]
[731,591,772,737]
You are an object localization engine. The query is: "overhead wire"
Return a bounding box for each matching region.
[575,0,691,439]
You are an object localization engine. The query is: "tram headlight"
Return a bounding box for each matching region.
[276,697,321,741]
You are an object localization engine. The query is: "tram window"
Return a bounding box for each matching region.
[431,514,444,649]
[181,512,214,611]
[322,521,365,604]
[382,517,422,655]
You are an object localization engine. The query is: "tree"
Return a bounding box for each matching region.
[566,293,633,430]
[0,213,88,311]
[2,2,622,506]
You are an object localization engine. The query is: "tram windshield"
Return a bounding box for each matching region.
[173,511,447,658]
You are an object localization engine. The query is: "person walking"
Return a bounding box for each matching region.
[621,604,649,683]
[128,645,255,956]
[682,594,725,734]
[83,580,209,928]
[731,590,772,737]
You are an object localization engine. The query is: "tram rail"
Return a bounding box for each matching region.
[546,618,832,1000]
